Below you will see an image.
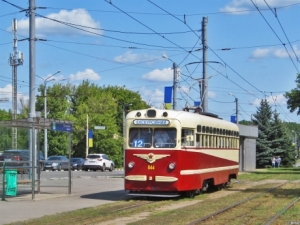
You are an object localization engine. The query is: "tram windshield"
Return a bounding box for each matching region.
[129,128,176,148]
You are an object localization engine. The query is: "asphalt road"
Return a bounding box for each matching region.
[9,168,124,181]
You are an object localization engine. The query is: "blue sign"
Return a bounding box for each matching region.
[230,115,236,124]
[51,122,73,132]
[164,86,172,103]
[194,101,201,106]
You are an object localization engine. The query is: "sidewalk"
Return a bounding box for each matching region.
[0,177,128,225]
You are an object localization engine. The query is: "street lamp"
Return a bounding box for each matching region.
[37,70,60,159]
[228,92,238,124]
[162,54,178,110]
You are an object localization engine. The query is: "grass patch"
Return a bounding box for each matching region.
[7,167,300,225]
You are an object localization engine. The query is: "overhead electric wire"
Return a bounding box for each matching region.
[145,0,298,122]
[43,2,300,17]
[263,0,299,63]
[251,0,299,73]
[103,0,202,63]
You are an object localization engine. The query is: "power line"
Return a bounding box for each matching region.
[251,0,299,73]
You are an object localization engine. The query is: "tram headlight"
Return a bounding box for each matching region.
[168,162,176,170]
[128,162,135,168]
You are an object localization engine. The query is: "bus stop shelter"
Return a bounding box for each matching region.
[0,116,73,200]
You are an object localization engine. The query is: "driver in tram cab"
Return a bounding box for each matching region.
[140,128,152,147]
[154,128,170,148]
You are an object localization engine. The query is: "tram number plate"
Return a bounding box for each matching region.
[148,165,155,170]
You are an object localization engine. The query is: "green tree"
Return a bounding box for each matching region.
[285,73,300,115]
[270,111,296,167]
[36,83,74,157]
[252,99,274,168]
[70,82,124,166]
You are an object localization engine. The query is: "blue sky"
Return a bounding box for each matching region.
[0,0,300,123]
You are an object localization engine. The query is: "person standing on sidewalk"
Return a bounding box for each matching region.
[271,157,276,168]
[276,156,281,168]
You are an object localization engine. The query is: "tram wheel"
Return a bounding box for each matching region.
[217,184,223,191]
[185,191,195,198]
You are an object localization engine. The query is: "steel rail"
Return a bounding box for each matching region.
[187,182,288,225]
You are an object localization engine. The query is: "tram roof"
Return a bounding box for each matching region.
[126,108,239,130]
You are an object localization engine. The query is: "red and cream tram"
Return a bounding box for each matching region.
[124,108,239,197]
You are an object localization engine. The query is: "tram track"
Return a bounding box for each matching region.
[187,181,299,225]
[51,199,162,225]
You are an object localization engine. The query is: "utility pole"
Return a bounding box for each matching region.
[202,17,208,113]
[86,114,89,157]
[9,18,24,149]
[29,0,36,180]
[235,97,239,124]
[173,62,177,110]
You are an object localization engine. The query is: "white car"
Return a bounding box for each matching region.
[83,153,114,172]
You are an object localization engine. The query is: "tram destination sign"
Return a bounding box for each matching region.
[51,122,73,132]
[133,119,170,125]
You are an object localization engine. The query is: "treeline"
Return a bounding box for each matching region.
[0,81,149,167]
[240,99,298,168]
[1,81,299,168]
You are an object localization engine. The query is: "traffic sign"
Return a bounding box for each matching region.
[94,126,105,130]
[51,122,73,132]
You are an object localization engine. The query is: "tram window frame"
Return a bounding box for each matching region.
[202,126,206,133]
[181,129,195,147]
[205,126,209,133]
[196,133,201,147]
[197,125,201,133]
[154,128,177,148]
[128,128,153,148]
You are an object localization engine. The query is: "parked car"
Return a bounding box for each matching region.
[0,149,45,173]
[44,156,69,171]
[71,158,85,170]
[83,154,114,172]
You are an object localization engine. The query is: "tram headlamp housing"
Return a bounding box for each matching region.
[136,112,141,117]
[128,162,135,168]
[163,112,168,117]
[168,162,176,170]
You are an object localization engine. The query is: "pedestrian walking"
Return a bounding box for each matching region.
[271,157,276,168]
[276,156,281,168]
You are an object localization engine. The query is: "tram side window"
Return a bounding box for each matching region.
[129,128,152,148]
[196,134,201,147]
[181,129,194,146]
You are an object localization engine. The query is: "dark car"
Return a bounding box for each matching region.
[44,156,69,171]
[71,158,85,170]
[0,149,45,173]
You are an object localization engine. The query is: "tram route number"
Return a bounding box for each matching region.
[148,165,155,170]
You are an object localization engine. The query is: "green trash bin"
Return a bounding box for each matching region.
[5,170,17,196]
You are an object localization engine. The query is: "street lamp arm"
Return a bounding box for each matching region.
[45,70,60,82]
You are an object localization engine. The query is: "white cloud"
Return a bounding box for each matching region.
[250,45,300,60]
[142,68,173,82]
[14,9,101,37]
[251,94,286,106]
[0,84,12,99]
[0,84,29,112]
[220,0,300,14]
[140,87,165,108]
[114,51,157,63]
[208,91,216,98]
[69,68,101,81]
[250,48,271,59]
